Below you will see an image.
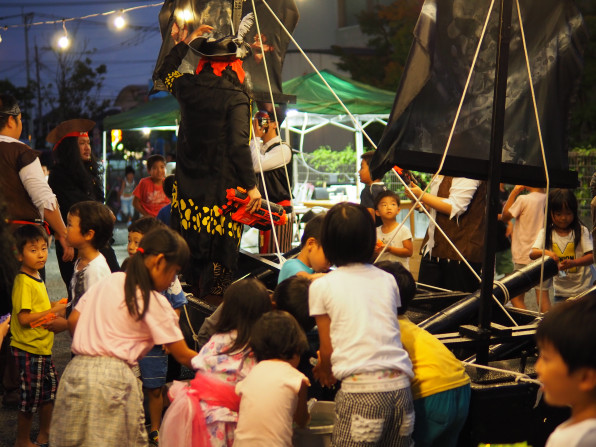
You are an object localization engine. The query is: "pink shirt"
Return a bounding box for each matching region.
[133,177,170,217]
[72,272,183,366]
[509,191,546,265]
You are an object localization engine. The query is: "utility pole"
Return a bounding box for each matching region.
[22,11,33,143]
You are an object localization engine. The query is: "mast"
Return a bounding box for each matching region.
[477,0,514,364]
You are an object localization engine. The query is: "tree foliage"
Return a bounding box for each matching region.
[333,0,422,91]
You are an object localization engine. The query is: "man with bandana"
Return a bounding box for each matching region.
[0,94,73,407]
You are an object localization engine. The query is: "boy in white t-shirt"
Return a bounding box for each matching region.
[373,190,413,269]
[65,201,113,317]
[501,185,550,311]
[536,294,596,447]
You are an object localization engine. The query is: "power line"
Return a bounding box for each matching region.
[2,1,153,7]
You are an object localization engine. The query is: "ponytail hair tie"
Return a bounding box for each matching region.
[137,247,145,254]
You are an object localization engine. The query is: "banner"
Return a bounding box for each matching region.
[371,0,587,187]
[152,0,299,100]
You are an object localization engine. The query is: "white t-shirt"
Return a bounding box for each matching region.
[235,360,307,447]
[546,418,596,447]
[69,253,111,302]
[533,226,594,297]
[309,263,413,380]
[72,272,183,366]
[376,224,413,269]
[508,191,546,265]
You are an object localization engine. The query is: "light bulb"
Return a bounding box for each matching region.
[58,35,70,49]
[114,15,126,30]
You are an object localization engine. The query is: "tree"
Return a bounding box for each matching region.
[43,50,110,125]
[0,79,37,139]
[333,0,423,91]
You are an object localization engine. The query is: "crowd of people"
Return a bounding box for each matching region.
[1,22,596,447]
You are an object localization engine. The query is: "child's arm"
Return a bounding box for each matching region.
[295,271,327,281]
[165,339,198,369]
[559,252,594,271]
[502,185,525,222]
[293,379,311,428]
[530,248,559,262]
[67,309,80,336]
[132,196,149,218]
[44,316,68,333]
[312,314,337,387]
[17,299,67,328]
[377,238,414,258]
[0,315,10,342]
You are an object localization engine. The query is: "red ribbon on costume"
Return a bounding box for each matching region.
[8,220,51,236]
[196,59,245,84]
[53,131,89,151]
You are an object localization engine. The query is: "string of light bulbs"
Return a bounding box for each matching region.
[0,2,163,47]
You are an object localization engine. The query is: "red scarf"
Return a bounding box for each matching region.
[196,59,245,84]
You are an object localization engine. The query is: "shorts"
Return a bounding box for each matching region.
[138,345,168,389]
[12,346,58,413]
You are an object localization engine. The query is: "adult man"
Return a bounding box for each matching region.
[0,94,73,407]
[250,109,293,253]
[408,176,486,293]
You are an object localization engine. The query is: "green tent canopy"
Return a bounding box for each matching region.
[102,70,395,130]
[282,69,395,115]
[103,95,180,130]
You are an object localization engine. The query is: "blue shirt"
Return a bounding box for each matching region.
[278,258,313,284]
[157,203,171,226]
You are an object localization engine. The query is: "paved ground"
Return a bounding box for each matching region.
[0,225,129,447]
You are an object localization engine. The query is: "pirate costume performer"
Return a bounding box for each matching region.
[47,119,119,290]
[157,23,260,301]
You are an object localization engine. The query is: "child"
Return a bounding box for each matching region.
[376,261,471,447]
[49,227,198,447]
[502,185,551,311]
[161,278,271,447]
[277,214,330,284]
[11,224,67,447]
[65,201,113,317]
[531,189,593,303]
[536,294,596,446]
[234,310,310,446]
[125,216,187,446]
[157,174,175,226]
[120,166,136,224]
[359,151,387,222]
[309,202,415,446]
[374,190,414,269]
[133,154,170,218]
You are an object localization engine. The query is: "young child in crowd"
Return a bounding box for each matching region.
[531,189,593,303]
[309,202,414,446]
[133,154,170,218]
[65,201,113,316]
[157,174,175,226]
[49,227,198,447]
[234,310,310,446]
[502,185,550,311]
[536,294,596,446]
[374,190,413,269]
[11,225,67,447]
[124,216,188,446]
[161,278,271,447]
[359,151,387,222]
[120,166,136,224]
[376,261,471,447]
[277,214,330,284]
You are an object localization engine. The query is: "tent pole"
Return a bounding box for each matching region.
[102,130,107,203]
[355,116,363,193]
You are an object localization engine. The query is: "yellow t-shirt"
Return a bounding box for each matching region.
[10,272,54,356]
[399,316,470,399]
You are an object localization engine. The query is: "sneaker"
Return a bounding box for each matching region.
[149,430,159,446]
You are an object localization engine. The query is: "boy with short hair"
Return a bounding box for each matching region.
[126,216,187,446]
[133,154,170,218]
[65,201,113,317]
[536,294,596,446]
[277,214,330,284]
[376,261,471,447]
[359,151,387,222]
[11,224,67,447]
[374,190,414,269]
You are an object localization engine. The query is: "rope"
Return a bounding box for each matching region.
[515,0,550,315]
[461,361,542,386]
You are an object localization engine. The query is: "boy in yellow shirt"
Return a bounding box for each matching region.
[11,225,67,447]
[376,261,471,447]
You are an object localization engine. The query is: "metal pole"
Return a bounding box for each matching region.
[477,0,514,365]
